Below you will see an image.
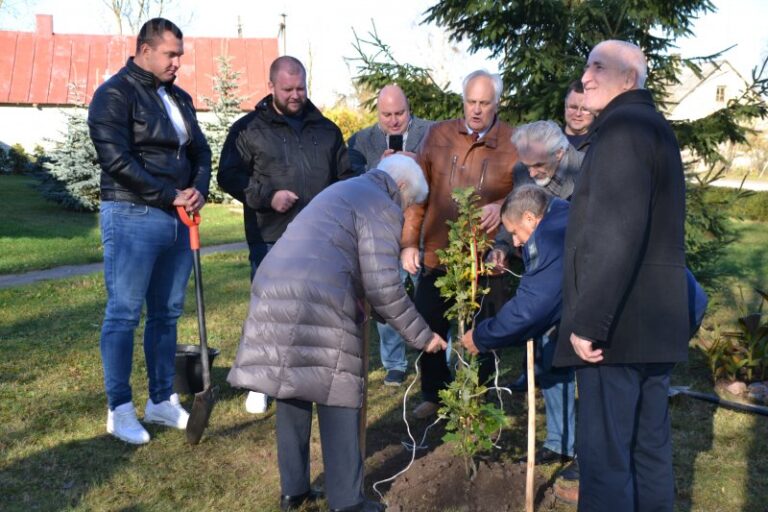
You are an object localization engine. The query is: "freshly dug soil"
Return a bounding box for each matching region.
[382,443,551,512]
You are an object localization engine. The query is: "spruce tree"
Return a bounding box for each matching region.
[39,108,101,211]
[352,0,768,290]
[201,55,249,203]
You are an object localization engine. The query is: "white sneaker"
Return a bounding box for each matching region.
[245,391,268,414]
[144,393,189,429]
[107,402,150,444]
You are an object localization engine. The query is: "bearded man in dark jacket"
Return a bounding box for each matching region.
[218,56,355,413]
[228,154,446,512]
[553,40,688,511]
[218,56,353,274]
[88,18,211,445]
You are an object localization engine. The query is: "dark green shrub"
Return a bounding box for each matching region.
[7,143,31,174]
[702,187,768,221]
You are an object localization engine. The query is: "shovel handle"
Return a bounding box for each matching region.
[176,207,201,250]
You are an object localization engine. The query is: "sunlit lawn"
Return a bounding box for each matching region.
[0,175,244,275]
[1,175,767,511]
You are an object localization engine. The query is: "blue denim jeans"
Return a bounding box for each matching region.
[537,333,576,457]
[99,201,193,410]
[376,266,419,372]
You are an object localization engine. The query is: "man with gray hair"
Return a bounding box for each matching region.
[553,40,687,511]
[348,84,434,386]
[229,153,446,512]
[512,120,582,200]
[401,69,518,419]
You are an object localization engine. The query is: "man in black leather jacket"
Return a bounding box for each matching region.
[88,18,211,445]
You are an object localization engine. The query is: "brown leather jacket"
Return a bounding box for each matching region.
[402,118,518,268]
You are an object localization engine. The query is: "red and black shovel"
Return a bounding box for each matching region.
[177,206,216,445]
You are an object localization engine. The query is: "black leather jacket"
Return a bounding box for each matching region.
[218,95,354,243]
[88,58,211,208]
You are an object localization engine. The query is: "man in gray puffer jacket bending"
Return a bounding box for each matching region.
[228,154,447,512]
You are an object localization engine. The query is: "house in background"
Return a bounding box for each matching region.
[665,60,752,121]
[664,59,767,172]
[0,14,278,151]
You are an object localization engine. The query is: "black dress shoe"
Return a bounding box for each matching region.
[280,489,324,511]
[536,447,572,465]
[331,499,386,512]
[519,447,572,465]
[558,458,580,481]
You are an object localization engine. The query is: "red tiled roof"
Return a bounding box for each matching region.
[0,15,278,110]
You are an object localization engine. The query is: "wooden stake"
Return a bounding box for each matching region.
[526,338,535,512]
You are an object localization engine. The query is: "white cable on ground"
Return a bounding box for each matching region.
[371,283,518,500]
[372,351,445,502]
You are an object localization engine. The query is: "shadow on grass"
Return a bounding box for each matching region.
[670,350,715,512]
[0,434,142,511]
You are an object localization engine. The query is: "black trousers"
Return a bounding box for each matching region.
[575,363,676,512]
[276,398,364,510]
[414,268,509,403]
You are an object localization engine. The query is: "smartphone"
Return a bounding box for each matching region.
[388,134,403,152]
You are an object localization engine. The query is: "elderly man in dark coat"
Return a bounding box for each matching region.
[228,154,446,512]
[552,40,688,511]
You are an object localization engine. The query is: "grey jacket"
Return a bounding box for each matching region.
[227,170,433,408]
[348,117,434,173]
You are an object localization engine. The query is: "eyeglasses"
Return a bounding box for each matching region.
[566,104,592,115]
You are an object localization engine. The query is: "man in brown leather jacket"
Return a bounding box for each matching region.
[401,69,518,419]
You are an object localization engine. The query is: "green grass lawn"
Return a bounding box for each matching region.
[0,175,245,275]
[0,177,766,511]
[1,221,767,510]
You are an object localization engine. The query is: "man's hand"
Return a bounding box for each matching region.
[485,248,507,275]
[271,190,299,213]
[479,203,501,232]
[424,333,447,353]
[462,328,480,356]
[570,333,604,363]
[173,187,206,213]
[401,247,421,275]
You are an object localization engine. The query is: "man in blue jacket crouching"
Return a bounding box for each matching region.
[462,184,575,469]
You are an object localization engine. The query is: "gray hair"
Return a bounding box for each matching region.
[377,154,429,206]
[511,120,569,157]
[597,40,648,88]
[462,70,503,105]
[501,184,552,222]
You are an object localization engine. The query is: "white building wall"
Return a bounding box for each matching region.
[668,68,748,121]
[0,106,227,153]
[0,106,71,151]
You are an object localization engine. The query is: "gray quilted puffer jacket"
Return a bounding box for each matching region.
[227,170,433,408]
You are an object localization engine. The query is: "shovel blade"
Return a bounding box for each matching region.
[186,386,216,445]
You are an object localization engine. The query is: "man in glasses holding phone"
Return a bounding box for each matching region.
[348,85,434,387]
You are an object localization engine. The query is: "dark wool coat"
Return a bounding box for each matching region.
[553,89,689,367]
[227,170,433,408]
